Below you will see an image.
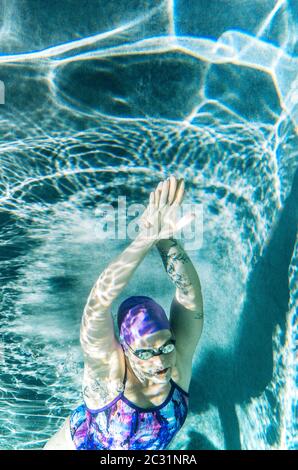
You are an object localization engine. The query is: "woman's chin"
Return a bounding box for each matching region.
[155,375,169,381]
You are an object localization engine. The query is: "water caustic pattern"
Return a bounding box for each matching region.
[0,0,297,450]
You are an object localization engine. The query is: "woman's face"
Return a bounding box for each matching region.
[123,329,176,384]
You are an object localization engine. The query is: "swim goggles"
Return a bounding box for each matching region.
[124,337,176,360]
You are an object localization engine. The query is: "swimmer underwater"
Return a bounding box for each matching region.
[43,175,204,450]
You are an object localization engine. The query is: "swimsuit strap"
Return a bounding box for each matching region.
[121,344,128,390]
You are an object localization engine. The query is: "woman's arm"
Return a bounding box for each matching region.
[80,175,195,368]
[156,237,203,313]
[80,231,156,363]
[80,176,195,405]
[156,236,204,363]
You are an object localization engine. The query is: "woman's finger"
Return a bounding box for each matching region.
[154,181,163,208]
[154,186,161,208]
[160,179,169,207]
[176,178,185,205]
[149,191,155,210]
[168,175,177,205]
[172,178,185,206]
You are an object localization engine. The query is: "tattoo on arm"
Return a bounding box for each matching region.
[83,379,111,401]
[167,267,192,295]
[157,239,203,314]
[158,240,192,295]
[158,241,191,268]
[82,377,124,402]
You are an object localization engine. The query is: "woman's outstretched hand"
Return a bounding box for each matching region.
[139,175,195,242]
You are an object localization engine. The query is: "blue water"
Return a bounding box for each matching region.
[0,0,297,450]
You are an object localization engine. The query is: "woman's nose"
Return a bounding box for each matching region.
[154,356,168,368]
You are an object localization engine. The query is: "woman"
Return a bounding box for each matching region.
[43,175,204,450]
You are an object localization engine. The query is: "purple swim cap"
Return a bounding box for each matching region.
[117,296,171,348]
